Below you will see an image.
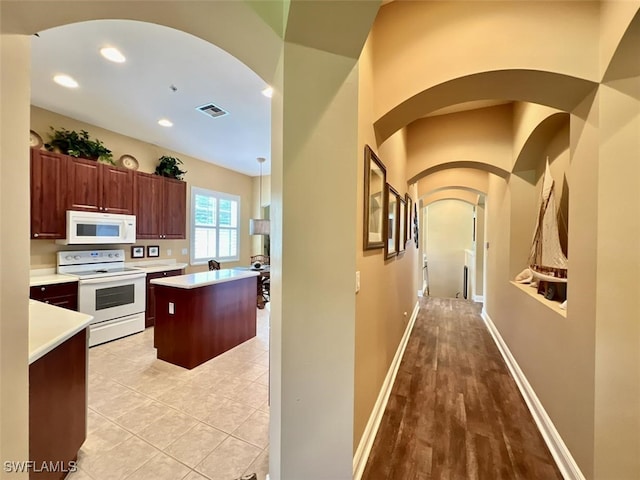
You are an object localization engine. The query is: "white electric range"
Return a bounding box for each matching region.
[57,249,146,347]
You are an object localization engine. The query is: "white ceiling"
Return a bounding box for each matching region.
[30,19,272,177]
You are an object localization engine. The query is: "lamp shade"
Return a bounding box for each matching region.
[249,218,270,235]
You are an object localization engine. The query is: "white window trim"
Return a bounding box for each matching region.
[190,186,241,265]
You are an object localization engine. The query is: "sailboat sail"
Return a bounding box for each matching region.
[528,160,568,281]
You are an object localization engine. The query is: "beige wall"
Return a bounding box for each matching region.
[0,34,30,479]
[354,31,419,452]
[372,1,600,143]
[425,199,474,298]
[594,78,640,478]
[30,106,254,271]
[407,104,514,180]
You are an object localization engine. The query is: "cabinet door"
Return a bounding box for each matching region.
[101,164,134,214]
[134,172,163,239]
[29,282,78,311]
[30,149,67,239]
[145,269,183,328]
[162,178,187,239]
[66,157,101,212]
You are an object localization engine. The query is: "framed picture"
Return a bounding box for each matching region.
[405,194,413,242]
[398,196,406,253]
[131,245,145,258]
[414,203,419,249]
[363,145,387,250]
[385,183,400,259]
[147,245,160,258]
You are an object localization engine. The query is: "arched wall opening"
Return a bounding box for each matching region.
[2,3,382,480]
[420,184,486,303]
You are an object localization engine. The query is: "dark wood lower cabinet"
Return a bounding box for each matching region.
[145,269,184,328]
[29,329,87,480]
[154,277,257,369]
[29,282,78,311]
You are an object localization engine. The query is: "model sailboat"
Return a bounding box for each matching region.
[528,159,568,283]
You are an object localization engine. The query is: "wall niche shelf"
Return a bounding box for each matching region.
[510,281,567,319]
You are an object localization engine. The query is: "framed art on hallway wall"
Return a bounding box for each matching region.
[406,193,412,242]
[398,196,406,253]
[385,183,400,259]
[363,145,387,251]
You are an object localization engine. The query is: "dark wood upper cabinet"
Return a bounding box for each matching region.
[66,157,101,213]
[30,149,67,239]
[67,157,134,214]
[30,148,183,241]
[134,171,163,239]
[101,164,134,214]
[134,172,186,239]
[163,177,187,239]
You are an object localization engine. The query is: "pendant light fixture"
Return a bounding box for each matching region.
[249,157,270,235]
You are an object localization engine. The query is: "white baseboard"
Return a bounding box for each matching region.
[352,301,420,480]
[481,311,585,480]
[472,294,484,303]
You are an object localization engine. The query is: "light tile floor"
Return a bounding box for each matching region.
[67,308,270,480]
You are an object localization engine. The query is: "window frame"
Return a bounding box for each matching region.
[190,186,241,265]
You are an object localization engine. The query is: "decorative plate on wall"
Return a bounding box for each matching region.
[119,154,139,170]
[29,130,43,149]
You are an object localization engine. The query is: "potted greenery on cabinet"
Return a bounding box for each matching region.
[154,155,186,180]
[44,127,114,164]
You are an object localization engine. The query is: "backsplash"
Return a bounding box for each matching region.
[30,239,190,269]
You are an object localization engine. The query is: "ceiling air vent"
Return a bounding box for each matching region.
[196,103,228,119]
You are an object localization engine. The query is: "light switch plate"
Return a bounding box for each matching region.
[167,249,172,256]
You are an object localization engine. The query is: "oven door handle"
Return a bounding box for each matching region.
[79,273,147,285]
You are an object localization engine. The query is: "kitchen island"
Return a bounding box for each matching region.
[151,269,260,369]
[29,300,93,479]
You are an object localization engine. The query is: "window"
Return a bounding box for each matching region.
[191,187,240,264]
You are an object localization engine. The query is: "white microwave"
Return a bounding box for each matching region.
[57,211,136,245]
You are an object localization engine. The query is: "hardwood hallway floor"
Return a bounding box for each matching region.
[361,297,563,480]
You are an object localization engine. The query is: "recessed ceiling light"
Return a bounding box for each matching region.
[53,74,78,88]
[261,86,273,98]
[100,47,126,63]
[158,118,173,127]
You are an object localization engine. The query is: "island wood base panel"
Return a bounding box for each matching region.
[154,277,257,369]
[29,329,87,480]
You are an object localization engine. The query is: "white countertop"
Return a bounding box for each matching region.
[29,269,78,287]
[29,300,93,364]
[150,269,259,289]
[131,262,188,274]
[30,274,78,287]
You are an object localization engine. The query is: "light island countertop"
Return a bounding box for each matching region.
[131,262,188,274]
[29,300,93,364]
[150,269,259,289]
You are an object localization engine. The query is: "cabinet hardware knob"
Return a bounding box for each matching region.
[40,287,46,291]
[104,208,108,211]
[45,301,50,304]
[34,233,39,237]
[163,272,167,276]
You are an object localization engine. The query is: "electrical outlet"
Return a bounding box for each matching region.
[167,249,172,256]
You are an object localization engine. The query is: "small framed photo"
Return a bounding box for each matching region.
[147,245,160,258]
[131,246,145,258]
